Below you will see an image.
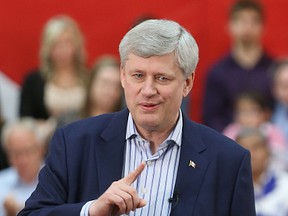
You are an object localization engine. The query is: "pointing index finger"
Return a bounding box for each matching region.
[122,162,146,185]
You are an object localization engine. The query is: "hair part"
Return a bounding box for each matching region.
[119,19,199,78]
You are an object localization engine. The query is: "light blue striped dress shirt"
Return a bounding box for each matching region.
[123,112,182,216]
[80,111,182,216]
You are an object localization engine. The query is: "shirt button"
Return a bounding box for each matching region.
[146,160,152,166]
[141,187,147,194]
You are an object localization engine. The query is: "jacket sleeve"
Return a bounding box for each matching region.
[18,128,86,216]
[230,151,256,216]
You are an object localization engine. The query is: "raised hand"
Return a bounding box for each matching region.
[89,162,146,216]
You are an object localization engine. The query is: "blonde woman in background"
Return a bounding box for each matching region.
[20,15,87,121]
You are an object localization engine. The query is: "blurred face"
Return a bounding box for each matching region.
[50,30,76,67]
[273,66,288,106]
[235,98,266,128]
[237,135,269,178]
[6,129,44,183]
[229,9,263,45]
[121,53,193,134]
[90,66,122,112]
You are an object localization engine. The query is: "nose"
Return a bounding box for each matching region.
[141,77,157,97]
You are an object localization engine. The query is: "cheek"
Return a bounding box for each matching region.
[90,86,101,101]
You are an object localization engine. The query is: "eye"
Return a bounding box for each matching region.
[156,75,168,82]
[132,73,144,79]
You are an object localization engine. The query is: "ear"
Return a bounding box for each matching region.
[182,73,195,97]
[120,64,125,88]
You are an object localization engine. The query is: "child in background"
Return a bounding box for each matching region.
[236,128,288,216]
[223,91,286,168]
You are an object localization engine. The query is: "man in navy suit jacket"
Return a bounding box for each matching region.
[19,19,255,216]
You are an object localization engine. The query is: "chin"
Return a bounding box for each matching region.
[138,117,160,129]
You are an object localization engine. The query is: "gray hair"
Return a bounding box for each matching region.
[119,19,199,77]
[1,118,43,150]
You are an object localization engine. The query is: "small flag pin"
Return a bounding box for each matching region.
[189,160,196,168]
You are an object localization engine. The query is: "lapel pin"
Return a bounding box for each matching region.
[189,160,196,168]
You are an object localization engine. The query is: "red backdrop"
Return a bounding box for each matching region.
[1,0,288,122]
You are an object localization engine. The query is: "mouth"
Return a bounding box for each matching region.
[139,102,160,111]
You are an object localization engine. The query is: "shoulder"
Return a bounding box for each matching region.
[22,70,45,85]
[261,52,274,65]
[58,109,129,140]
[184,118,248,158]
[207,54,234,76]
[0,167,17,186]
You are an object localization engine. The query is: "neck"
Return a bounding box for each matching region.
[232,42,263,69]
[51,68,79,88]
[253,170,266,186]
[136,112,179,155]
[21,169,39,184]
[53,65,76,75]
[141,130,171,155]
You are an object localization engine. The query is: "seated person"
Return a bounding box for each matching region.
[223,91,286,168]
[20,15,87,121]
[203,0,274,132]
[0,118,46,216]
[57,55,123,126]
[236,128,288,216]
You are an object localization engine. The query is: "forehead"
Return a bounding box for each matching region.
[275,65,288,80]
[237,98,258,107]
[237,134,266,149]
[124,53,181,74]
[231,9,263,21]
[7,129,37,149]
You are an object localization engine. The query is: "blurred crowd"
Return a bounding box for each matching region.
[0,15,124,216]
[0,1,288,216]
[203,1,288,215]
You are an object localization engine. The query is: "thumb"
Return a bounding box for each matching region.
[137,199,147,208]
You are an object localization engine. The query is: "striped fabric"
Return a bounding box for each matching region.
[123,111,182,216]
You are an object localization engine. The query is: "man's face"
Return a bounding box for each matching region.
[229,9,263,45]
[121,53,193,133]
[6,129,44,183]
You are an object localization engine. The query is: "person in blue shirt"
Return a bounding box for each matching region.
[0,118,45,216]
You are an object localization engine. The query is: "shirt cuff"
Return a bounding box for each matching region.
[80,200,94,216]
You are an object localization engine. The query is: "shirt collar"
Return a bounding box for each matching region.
[125,110,183,147]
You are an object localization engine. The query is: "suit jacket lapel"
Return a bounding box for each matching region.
[94,109,129,195]
[171,116,210,216]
